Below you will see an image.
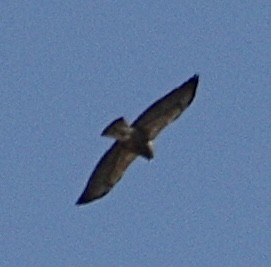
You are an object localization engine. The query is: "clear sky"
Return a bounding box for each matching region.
[1,1,271,266]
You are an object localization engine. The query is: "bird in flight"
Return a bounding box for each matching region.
[76,74,199,205]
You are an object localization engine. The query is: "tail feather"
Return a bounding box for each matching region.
[101,117,133,141]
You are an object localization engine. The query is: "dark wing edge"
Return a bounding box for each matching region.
[132,74,199,140]
[76,142,137,205]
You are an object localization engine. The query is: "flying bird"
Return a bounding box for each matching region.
[76,74,199,205]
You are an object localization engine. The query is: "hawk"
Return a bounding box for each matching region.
[76,75,199,205]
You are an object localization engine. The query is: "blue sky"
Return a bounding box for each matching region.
[1,1,271,266]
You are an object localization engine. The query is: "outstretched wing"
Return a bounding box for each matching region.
[132,75,199,140]
[76,142,137,205]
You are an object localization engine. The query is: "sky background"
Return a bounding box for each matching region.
[1,1,271,266]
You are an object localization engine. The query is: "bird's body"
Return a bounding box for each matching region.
[102,117,154,159]
[76,75,199,205]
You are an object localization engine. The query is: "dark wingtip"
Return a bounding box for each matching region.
[76,189,109,206]
[75,193,90,206]
[183,74,199,107]
[191,74,199,84]
[75,197,84,206]
[75,199,90,206]
[182,74,199,91]
[189,74,200,91]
